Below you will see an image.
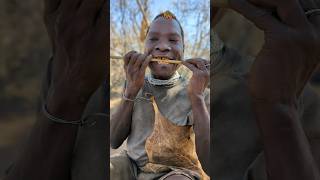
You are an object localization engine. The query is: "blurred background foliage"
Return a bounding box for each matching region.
[3,0,318,178]
[0,0,50,115]
[0,1,50,178]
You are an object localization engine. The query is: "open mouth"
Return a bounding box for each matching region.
[151,56,181,65]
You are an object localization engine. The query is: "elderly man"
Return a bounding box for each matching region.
[110,11,210,180]
[211,0,320,179]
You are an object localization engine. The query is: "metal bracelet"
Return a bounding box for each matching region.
[305,9,320,18]
[42,104,108,127]
[122,93,136,102]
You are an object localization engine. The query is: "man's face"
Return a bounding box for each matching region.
[144,17,184,80]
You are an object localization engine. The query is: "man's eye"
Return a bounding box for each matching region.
[149,38,158,41]
[169,39,178,43]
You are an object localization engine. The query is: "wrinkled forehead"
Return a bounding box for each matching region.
[148,17,183,37]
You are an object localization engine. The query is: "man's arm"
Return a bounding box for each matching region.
[5,92,87,180]
[4,0,108,179]
[229,0,320,179]
[183,59,210,174]
[190,95,210,174]
[109,96,135,149]
[110,52,151,148]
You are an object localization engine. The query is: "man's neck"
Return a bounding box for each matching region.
[147,72,181,86]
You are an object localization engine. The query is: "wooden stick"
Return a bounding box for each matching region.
[110,55,210,67]
[110,55,182,64]
[110,55,124,59]
[213,0,229,7]
[151,59,181,64]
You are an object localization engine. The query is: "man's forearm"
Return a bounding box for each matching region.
[190,95,210,174]
[5,91,89,180]
[253,100,320,180]
[110,98,134,149]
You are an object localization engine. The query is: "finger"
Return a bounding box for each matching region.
[93,0,108,59]
[275,1,309,28]
[249,0,310,28]
[60,0,81,12]
[124,51,137,67]
[197,61,208,72]
[229,0,282,31]
[198,62,207,71]
[44,0,61,15]
[128,53,140,68]
[79,0,105,21]
[184,58,208,62]
[182,61,199,72]
[134,54,147,68]
[184,58,208,68]
[140,55,152,72]
[94,0,108,26]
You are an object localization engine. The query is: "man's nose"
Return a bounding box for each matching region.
[155,41,171,52]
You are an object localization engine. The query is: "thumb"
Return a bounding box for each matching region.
[229,0,282,31]
[182,61,198,72]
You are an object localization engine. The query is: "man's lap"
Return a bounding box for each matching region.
[110,151,198,180]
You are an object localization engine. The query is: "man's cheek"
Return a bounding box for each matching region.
[144,42,153,53]
[144,47,153,55]
[174,44,184,58]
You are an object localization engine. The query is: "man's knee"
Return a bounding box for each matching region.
[162,174,193,180]
[110,152,136,180]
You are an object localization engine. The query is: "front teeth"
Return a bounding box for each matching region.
[154,57,170,64]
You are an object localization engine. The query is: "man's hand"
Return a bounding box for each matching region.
[123,51,152,99]
[183,58,210,99]
[182,58,210,173]
[229,0,320,179]
[4,1,107,180]
[229,0,320,102]
[44,0,107,117]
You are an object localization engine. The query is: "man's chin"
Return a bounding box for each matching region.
[149,61,177,70]
[149,62,177,80]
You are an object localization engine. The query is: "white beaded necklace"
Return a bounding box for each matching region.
[147,71,181,86]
